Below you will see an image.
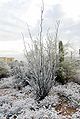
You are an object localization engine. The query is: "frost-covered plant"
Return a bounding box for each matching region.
[22,37,56,100]
[21,3,60,100]
[61,59,76,82]
[56,41,76,84]
[9,60,29,86]
[10,61,24,79]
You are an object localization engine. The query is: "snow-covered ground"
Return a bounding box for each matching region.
[0,77,80,119]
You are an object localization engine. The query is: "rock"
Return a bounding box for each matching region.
[30,107,35,111]
[13,114,17,119]
[6,113,13,118]
[17,85,22,90]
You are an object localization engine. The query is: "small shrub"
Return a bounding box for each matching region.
[9,60,29,88]
[0,61,9,79]
[61,60,76,82]
[0,67,8,78]
[56,61,76,85]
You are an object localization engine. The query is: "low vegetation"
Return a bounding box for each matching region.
[0,61,9,79]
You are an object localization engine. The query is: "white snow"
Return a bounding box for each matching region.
[0,77,80,119]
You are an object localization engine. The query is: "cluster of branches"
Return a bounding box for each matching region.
[21,2,60,100]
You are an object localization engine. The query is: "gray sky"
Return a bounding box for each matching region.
[0,0,80,58]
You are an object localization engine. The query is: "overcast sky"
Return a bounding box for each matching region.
[0,0,80,59]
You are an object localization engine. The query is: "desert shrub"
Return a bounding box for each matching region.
[56,41,76,84]
[9,60,30,88]
[0,67,8,79]
[9,60,24,79]
[56,65,65,84]
[23,36,56,100]
[56,60,76,84]
[21,11,60,100]
[0,61,9,79]
[61,60,76,82]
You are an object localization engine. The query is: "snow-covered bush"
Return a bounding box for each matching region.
[24,40,56,100]
[9,60,29,89]
[56,59,76,84]
[53,82,80,107]
[62,60,76,82]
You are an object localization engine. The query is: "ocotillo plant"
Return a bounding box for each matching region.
[21,2,60,100]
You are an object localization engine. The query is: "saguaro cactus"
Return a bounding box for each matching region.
[59,41,64,63]
[56,41,65,84]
